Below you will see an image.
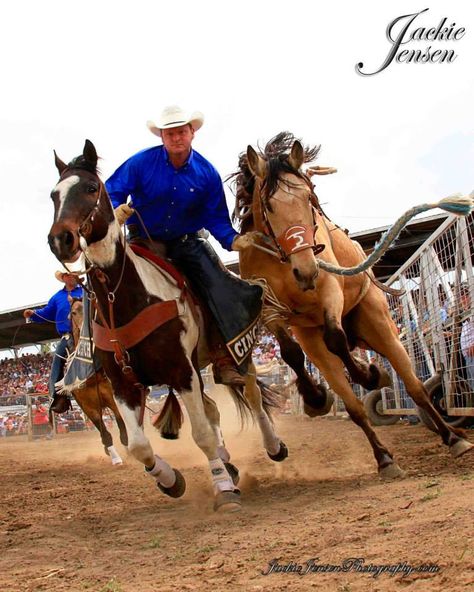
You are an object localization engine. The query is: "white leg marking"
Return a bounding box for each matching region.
[114,400,155,467]
[107,445,123,466]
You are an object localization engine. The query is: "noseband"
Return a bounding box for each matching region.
[258,176,325,263]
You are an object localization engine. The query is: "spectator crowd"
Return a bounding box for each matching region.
[0,353,51,405]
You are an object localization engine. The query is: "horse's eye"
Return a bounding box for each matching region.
[87,184,98,194]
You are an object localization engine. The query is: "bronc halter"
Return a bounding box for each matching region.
[256,166,325,264]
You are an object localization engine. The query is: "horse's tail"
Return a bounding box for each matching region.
[225,385,253,427]
[257,379,283,424]
[152,389,183,440]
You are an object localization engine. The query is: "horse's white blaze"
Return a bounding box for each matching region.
[55,175,80,220]
[85,220,121,267]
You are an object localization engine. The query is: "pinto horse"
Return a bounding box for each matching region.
[232,132,473,477]
[47,140,286,512]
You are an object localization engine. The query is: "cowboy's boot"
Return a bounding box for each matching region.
[209,326,246,387]
[50,393,72,414]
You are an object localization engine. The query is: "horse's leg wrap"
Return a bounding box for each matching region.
[209,458,237,494]
[145,454,176,488]
[107,445,123,465]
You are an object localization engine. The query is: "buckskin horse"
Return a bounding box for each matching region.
[47,140,286,512]
[231,131,473,476]
[57,297,128,465]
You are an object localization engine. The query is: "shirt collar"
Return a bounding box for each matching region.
[163,146,194,169]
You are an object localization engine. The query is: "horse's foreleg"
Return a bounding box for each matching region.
[74,389,123,465]
[268,320,331,416]
[323,310,387,390]
[202,392,229,462]
[99,379,129,447]
[293,326,404,478]
[244,363,288,461]
[180,368,240,511]
[113,387,184,494]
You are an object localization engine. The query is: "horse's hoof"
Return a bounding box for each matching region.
[267,441,289,462]
[213,490,241,513]
[450,439,474,458]
[157,469,186,498]
[379,463,406,480]
[224,462,240,486]
[303,390,335,417]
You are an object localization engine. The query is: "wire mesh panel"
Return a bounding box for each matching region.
[380,212,474,417]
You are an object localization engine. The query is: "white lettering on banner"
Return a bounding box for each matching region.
[230,322,259,363]
[77,338,92,360]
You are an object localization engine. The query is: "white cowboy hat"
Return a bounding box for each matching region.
[146,105,204,137]
[55,270,76,282]
[55,270,67,282]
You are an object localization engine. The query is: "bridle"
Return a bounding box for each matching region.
[57,168,104,245]
[257,172,325,263]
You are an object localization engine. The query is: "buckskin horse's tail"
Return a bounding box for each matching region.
[152,388,184,439]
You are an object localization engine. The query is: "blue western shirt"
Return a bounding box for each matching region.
[106,146,238,251]
[31,286,83,336]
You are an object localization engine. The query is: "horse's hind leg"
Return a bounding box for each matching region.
[350,291,473,458]
[268,320,332,416]
[180,366,241,511]
[202,392,240,484]
[244,362,288,462]
[202,392,230,462]
[293,326,404,478]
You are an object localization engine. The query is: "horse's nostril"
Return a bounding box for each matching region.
[64,231,74,247]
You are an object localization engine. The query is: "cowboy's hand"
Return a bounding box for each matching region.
[232,232,260,251]
[23,309,34,319]
[114,203,135,225]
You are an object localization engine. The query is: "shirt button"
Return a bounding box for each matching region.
[165,229,169,233]
[167,215,171,219]
[173,187,176,190]
[171,201,174,205]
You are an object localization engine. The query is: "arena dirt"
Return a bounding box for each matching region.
[1,388,473,592]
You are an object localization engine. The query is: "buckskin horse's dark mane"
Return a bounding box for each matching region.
[229,132,321,232]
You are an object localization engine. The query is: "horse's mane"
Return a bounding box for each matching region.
[229,132,320,232]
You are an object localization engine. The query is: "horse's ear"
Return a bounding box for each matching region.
[288,140,304,171]
[83,139,98,169]
[54,150,68,175]
[247,145,266,179]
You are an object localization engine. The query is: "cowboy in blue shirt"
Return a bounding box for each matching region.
[106,105,262,385]
[23,271,83,413]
